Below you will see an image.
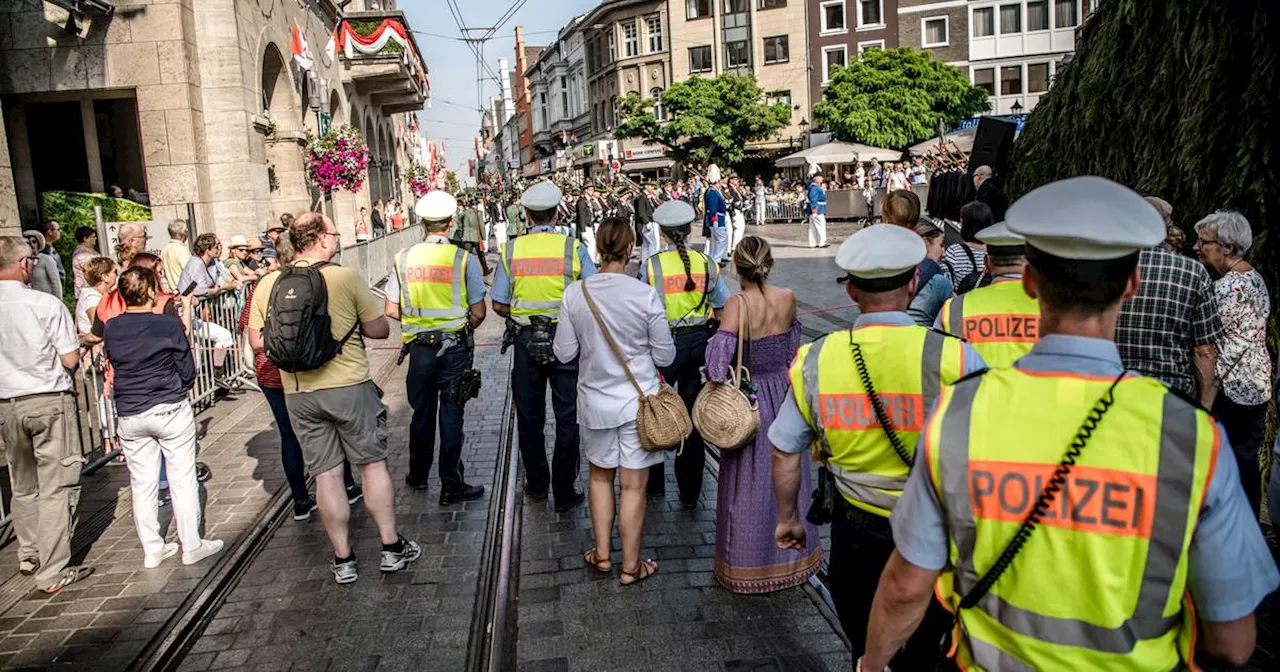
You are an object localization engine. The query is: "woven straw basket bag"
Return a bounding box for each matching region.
[582,282,691,452]
[693,295,760,450]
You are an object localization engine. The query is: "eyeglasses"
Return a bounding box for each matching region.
[1194,237,1220,247]
[323,230,340,238]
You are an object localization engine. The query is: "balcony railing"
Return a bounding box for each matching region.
[337,10,430,114]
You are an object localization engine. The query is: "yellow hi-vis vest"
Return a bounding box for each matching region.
[394,242,470,342]
[645,249,718,327]
[788,323,969,517]
[500,231,581,325]
[938,277,1041,369]
[923,369,1216,671]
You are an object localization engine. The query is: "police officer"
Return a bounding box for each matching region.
[935,222,1040,368]
[861,178,1279,671]
[770,224,985,666]
[386,191,487,505]
[639,200,730,504]
[491,180,597,512]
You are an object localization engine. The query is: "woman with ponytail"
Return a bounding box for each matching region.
[706,235,821,594]
[638,200,731,506]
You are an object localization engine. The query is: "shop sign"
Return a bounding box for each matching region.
[623,145,669,161]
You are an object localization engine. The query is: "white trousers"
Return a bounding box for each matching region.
[193,321,234,349]
[754,201,766,225]
[581,227,599,265]
[808,213,827,248]
[731,211,746,255]
[708,226,729,263]
[494,221,508,250]
[640,222,660,263]
[117,400,203,555]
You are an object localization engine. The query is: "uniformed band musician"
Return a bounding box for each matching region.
[639,200,730,504]
[491,181,597,512]
[935,222,1041,369]
[770,224,985,668]
[862,177,1278,671]
[385,191,487,505]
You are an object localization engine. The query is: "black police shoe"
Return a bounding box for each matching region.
[439,484,485,506]
[554,490,586,513]
[405,474,430,491]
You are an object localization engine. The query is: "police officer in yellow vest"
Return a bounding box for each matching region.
[936,222,1040,368]
[384,191,488,505]
[491,180,597,512]
[771,224,986,666]
[638,200,730,504]
[862,177,1278,672]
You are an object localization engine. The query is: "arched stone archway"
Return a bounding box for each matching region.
[363,113,381,205]
[378,126,391,203]
[261,44,310,219]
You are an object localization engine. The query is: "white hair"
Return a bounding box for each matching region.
[2,235,32,268]
[974,165,993,179]
[118,222,145,241]
[167,219,189,241]
[1194,210,1253,256]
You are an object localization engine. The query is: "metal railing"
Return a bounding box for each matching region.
[765,199,808,222]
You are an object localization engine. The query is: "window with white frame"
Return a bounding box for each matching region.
[820,1,846,34]
[857,0,883,27]
[725,40,750,68]
[766,90,791,108]
[609,95,617,129]
[973,68,995,95]
[922,16,949,47]
[763,35,789,64]
[1027,62,1050,93]
[646,15,662,52]
[607,30,616,62]
[758,0,786,8]
[1000,4,1021,34]
[822,45,847,83]
[539,92,548,128]
[1027,0,1049,31]
[560,77,569,118]
[623,21,638,58]
[723,0,748,13]
[858,40,884,55]
[651,88,665,121]
[1000,65,1022,95]
[972,7,995,37]
[1055,0,1079,27]
[689,45,713,73]
[687,0,713,20]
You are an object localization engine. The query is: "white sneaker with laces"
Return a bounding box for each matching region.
[144,543,180,569]
[332,557,358,584]
[182,539,225,565]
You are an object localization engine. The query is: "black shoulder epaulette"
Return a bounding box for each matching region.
[930,327,968,343]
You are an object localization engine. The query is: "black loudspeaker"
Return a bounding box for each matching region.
[967,117,1018,179]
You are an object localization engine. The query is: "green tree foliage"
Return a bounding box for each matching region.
[39,190,152,306]
[1008,0,1278,302]
[614,74,791,166]
[812,47,990,149]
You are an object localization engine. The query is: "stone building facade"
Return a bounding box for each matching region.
[0,0,427,240]
[668,0,810,156]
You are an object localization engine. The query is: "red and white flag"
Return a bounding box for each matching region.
[291,21,313,71]
[323,25,337,66]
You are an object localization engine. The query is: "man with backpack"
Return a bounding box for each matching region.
[248,213,421,585]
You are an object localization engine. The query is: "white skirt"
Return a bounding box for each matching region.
[581,421,664,471]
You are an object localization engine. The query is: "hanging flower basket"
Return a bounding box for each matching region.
[406,163,431,197]
[304,124,370,194]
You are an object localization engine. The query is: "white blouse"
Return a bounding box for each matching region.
[553,273,676,429]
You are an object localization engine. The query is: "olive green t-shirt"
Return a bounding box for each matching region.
[249,260,382,393]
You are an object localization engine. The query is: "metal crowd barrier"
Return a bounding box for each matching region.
[766,200,807,223]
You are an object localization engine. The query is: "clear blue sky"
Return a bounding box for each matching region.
[402,0,599,175]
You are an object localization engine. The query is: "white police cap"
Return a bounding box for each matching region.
[414,191,457,222]
[975,221,1025,247]
[1005,176,1164,260]
[653,200,696,229]
[521,180,562,211]
[836,224,925,288]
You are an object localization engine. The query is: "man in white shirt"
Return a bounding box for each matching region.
[0,236,94,594]
[161,220,191,293]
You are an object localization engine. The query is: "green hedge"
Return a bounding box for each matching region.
[37,191,152,306]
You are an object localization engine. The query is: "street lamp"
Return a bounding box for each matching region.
[1011,100,1024,115]
[799,118,810,149]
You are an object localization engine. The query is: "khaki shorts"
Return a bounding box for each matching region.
[285,380,389,474]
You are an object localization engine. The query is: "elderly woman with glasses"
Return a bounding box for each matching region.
[1194,210,1272,518]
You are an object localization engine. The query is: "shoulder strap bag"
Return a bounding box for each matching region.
[581,280,691,452]
[693,295,760,451]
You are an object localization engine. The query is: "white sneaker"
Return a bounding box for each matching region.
[182,539,225,565]
[144,543,179,569]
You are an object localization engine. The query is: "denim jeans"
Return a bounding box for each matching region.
[262,386,355,503]
[406,341,471,492]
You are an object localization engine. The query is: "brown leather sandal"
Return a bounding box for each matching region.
[583,548,612,573]
[619,559,657,586]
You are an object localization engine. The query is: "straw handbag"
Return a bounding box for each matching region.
[581,281,691,452]
[693,295,760,450]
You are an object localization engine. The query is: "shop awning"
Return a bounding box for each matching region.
[774,141,902,168]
